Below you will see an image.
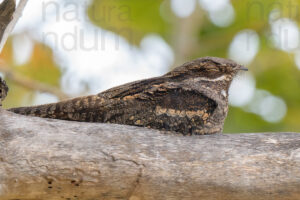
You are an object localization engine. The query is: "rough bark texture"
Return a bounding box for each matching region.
[0,108,299,200]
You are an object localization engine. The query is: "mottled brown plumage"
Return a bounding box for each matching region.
[0,77,8,106]
[5,57,247,135]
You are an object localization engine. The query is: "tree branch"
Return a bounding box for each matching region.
[0,62,70,100]
[0,109,299,200]
[0,0,29,53]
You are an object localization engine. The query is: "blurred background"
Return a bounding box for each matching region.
[0,0,300,133]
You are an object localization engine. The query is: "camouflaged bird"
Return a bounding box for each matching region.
[4,57,247,135]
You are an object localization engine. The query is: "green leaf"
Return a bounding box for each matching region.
[88,0,171,45]
[16,42,61,87]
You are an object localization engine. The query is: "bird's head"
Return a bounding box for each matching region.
[165,57,247,82]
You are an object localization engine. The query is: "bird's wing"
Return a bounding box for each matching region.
[99,82,218,123]
[99,76,167,99]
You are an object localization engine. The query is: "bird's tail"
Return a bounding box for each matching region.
[7,95,100,122]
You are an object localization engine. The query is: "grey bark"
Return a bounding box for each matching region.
[0,108,299,200]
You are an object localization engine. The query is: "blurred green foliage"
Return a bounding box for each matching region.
[88,0,172,44]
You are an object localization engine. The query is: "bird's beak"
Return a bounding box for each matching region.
[238,65,248,71]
